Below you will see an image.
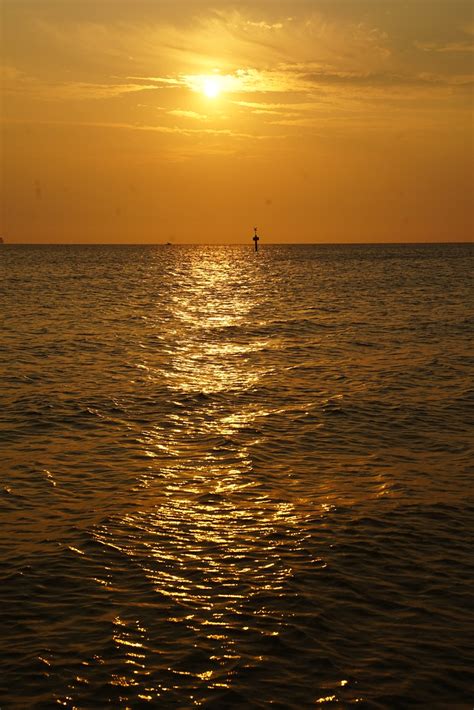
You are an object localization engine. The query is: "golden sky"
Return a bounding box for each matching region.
[1,0,473,243]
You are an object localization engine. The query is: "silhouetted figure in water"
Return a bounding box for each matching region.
[253,227,260,252]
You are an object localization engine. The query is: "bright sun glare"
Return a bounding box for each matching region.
[202,76,221,98]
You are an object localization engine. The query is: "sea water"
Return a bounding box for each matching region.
[1,243,473,708]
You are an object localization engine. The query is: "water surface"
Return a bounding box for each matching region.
[1,244,473,707]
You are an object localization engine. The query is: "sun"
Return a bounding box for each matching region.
[184,72,238,99]
[202,76,221,99]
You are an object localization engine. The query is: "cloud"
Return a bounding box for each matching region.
[233,98,326,116]
[131,67,305,95]
[1,66,159,100]
[17,7,393,81]
[3,3,472,144]
[244,20,286,31]
[3,116,261,140]
[45,82,158,100]
[168,109,208,120]
[133,61,473,102]
[415,40,474,53]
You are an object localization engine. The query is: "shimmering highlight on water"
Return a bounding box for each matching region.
[1,243,473,707]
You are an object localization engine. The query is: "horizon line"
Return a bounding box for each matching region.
[3,241,473,247]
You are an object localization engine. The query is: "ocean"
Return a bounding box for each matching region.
[1,243,473,708]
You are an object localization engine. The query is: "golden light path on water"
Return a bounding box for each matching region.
[92,248,343,703]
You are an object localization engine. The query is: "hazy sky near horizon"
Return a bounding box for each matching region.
[2,0,473,243]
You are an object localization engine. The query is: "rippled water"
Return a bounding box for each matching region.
[1,243,473,708]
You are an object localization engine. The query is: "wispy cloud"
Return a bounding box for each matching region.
[45,82,158,100]
[415,40,474,53]
[3,117,263,140]
[3,3,472,145]
[129,68,306,94]
[1,66,159,100]
[168,109,207,120]
[132,62,473,103]
[244,20,287,31]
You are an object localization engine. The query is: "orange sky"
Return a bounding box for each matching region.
[1,0,473,243]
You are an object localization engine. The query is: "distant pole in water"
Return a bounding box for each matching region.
[253,226,260,252]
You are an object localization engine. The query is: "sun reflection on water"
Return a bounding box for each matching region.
[91,248,329,702]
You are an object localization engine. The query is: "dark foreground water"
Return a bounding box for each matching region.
[1,243,473,708]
